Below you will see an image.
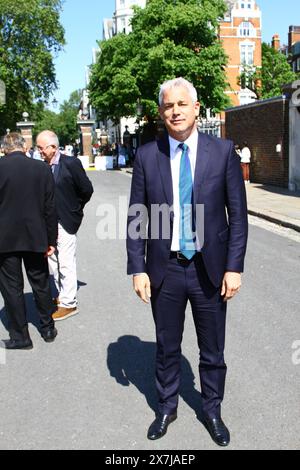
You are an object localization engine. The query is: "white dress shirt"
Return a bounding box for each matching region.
[169,129,200,252]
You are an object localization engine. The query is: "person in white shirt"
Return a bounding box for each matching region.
[240,142,251,183]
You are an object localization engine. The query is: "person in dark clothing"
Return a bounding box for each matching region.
[0,133,58,349]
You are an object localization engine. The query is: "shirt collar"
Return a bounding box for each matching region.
[50,150,61,166]
[168,128,199,154]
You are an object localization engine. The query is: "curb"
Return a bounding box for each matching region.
[123,170,300,233]
[248,210,300,233]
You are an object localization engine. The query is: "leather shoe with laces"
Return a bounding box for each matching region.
[147,413,177,440]
[203,416,230,446]
[1,339,33,350]
[41,327,57,343]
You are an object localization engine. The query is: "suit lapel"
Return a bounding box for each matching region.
[156,136,173,207]
[52,163,60,182]
[194,132,210,202]
[55,154,66,184]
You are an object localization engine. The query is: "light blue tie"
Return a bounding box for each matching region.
[179,143,196,260]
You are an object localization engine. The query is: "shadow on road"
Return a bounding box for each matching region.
[0,278,88,335]
[107,335,204,421]
[0,292,42,334]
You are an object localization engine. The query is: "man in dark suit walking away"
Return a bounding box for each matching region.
[0,133,58,349]
[127,78,248,446]
[36,131,93,322]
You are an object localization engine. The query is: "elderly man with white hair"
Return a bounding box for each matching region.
[36,130,93,321]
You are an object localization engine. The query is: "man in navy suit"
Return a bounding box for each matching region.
[36,131,93,322]
[127,78,248,446]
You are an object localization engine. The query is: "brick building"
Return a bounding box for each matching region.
[289,26,300,73]
[270,25,300,73]
[225,97,290,187]
[220,0,262,106]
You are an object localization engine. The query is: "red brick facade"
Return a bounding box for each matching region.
[219,1,262,107]
[225,97,290,187]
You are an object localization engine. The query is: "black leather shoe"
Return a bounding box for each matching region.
[147,413,177,440]
[204,416,230,446]
[1,339,33,350]
[41,328,57,343]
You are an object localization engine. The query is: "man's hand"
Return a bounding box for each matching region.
[45,245,55,257]
[133,273,151,304]
[221,272,242,301]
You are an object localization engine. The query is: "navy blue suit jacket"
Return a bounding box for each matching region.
[127,132,248,288]
[54,154,93,234]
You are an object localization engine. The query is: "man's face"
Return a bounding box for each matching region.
[159,85,200,141]
[36,136,57,163]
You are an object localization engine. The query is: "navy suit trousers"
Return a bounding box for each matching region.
[150,254,227,418]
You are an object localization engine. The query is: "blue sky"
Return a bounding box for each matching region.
[53,0,299,107]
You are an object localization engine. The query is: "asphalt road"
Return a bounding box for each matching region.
[0,170,299,450]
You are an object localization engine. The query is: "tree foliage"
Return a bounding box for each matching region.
[33,89,82,146]
[88,0,230,122]
[0,0,65,133]
[240,43,298,100]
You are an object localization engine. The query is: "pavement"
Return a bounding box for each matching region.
[124,168,300,232]
[1,170,299,450]
[245,183,300,232]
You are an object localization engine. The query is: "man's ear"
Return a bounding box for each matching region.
[195,101,200,117]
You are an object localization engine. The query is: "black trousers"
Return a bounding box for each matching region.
[0,252,55,341]
[151,254,227,419]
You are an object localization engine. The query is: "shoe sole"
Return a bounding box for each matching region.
[42,336,57,343]
[53,309,79,322]
[2,344,33,350]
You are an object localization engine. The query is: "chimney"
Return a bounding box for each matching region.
[289,25,300,52]
[272,33,280,51]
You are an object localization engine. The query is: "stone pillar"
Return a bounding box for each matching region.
[288,83,300,191]
[77,119,95,165]
[16,121,35,149]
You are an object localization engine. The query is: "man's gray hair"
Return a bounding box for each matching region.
[159,77,198,106]
[36,130,60,147]
[1,132,26,153]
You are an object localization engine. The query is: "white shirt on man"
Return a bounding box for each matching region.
[169,129,201,252]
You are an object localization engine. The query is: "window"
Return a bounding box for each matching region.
[241,0,253,8]
[239,21,256,37]
[120,17,126,33]
[240,44,254,65]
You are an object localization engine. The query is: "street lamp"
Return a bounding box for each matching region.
[52,97,58,109]
[22,111,29,122]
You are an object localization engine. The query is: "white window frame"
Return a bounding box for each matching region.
[240,40,255,66]
[239,21,256,38]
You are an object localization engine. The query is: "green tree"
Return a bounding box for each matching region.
[239,43,298,100]
[0,0,65,133]
[88,0,230,123]
[33,89,82,147]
